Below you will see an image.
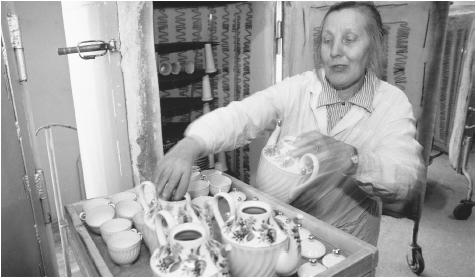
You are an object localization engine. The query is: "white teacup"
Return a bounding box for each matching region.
[188,179,210,199]
[201,169,222,179]
[190,171,202,182]
[209,175,232,196]
[80,204,115,234]
[82,198,111,214]
[107,229,142,265]
[191,195,214,211]
[115,200,142,220]
[100,218,133,244]
[110,191,137,205]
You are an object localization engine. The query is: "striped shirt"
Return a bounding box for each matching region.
[317,71,378,133]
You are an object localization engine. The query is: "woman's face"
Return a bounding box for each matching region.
[320,8,371,89]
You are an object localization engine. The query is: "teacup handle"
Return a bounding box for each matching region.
[288,153,320,202]
[130,228,143,240]
[79,212,86,221]
[211,192,236,228]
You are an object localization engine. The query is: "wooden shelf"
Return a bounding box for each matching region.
[159,70,219,90]
[155,41,219,55]
[160,97,214,117]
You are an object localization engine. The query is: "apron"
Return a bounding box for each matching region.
[290,171,382,246]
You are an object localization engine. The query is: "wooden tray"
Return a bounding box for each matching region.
[65,175,378,276]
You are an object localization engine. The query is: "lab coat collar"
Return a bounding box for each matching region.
[309,70,329,135]
[309,69,369,137]
[329,105,367,136]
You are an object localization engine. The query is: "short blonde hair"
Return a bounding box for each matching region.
[315,1,386,78]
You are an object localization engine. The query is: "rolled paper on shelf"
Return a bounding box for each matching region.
[267,119,282,146]
[185,61,195,74]
[208,154,215,170]
[171,61,181,75]
[204,43,217,73]
[202,101,214,169]
[203,102,211,114]
[202,75,213,101]
[159,61,172,76]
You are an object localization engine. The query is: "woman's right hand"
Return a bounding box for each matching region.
[153,137,205,201]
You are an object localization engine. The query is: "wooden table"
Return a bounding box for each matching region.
[65,175,378,276]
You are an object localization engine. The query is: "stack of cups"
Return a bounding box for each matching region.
[104,226,142,265]
[159,62,172,76]
[208,174,232,196]
[171,62,181,75]
[188,176,210,199]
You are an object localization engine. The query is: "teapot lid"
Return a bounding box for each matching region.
[228,188,246,202]
[301,235,326,259]
[297,261,327,277]
[322,249,346,268]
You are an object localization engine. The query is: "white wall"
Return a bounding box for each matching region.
[62,1,134,197]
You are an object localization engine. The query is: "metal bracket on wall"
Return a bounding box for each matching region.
[34,169,52,225]
[6,11,27,82]
[57,39,119,60]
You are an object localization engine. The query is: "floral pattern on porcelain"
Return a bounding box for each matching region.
[151,239,229,276]
[222,216,286,247]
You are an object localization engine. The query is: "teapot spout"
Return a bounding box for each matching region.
[275,236,300,276]
[275,218,301,276]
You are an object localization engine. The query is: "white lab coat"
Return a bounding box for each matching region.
[186,69,425,244]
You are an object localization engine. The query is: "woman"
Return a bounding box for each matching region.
[153,2,424,245]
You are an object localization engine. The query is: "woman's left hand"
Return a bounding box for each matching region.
[288,130,357,174]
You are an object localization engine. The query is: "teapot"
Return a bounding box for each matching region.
[150,208,230,276]
[133,181,203,251]
[255,127,320,203]
[210,192,301,276]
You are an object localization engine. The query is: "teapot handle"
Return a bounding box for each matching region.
[154,210,177,246]
[211,192,236,228]
[288,153,320,202]
[184,193,201,223]
[135,181,157,209]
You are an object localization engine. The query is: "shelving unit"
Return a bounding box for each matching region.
[157,41,219,165]
[158,70,219,90]
[155,42,219,55]
[160,97,215,117]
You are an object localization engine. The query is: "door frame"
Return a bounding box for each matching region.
[1,2,58,276]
